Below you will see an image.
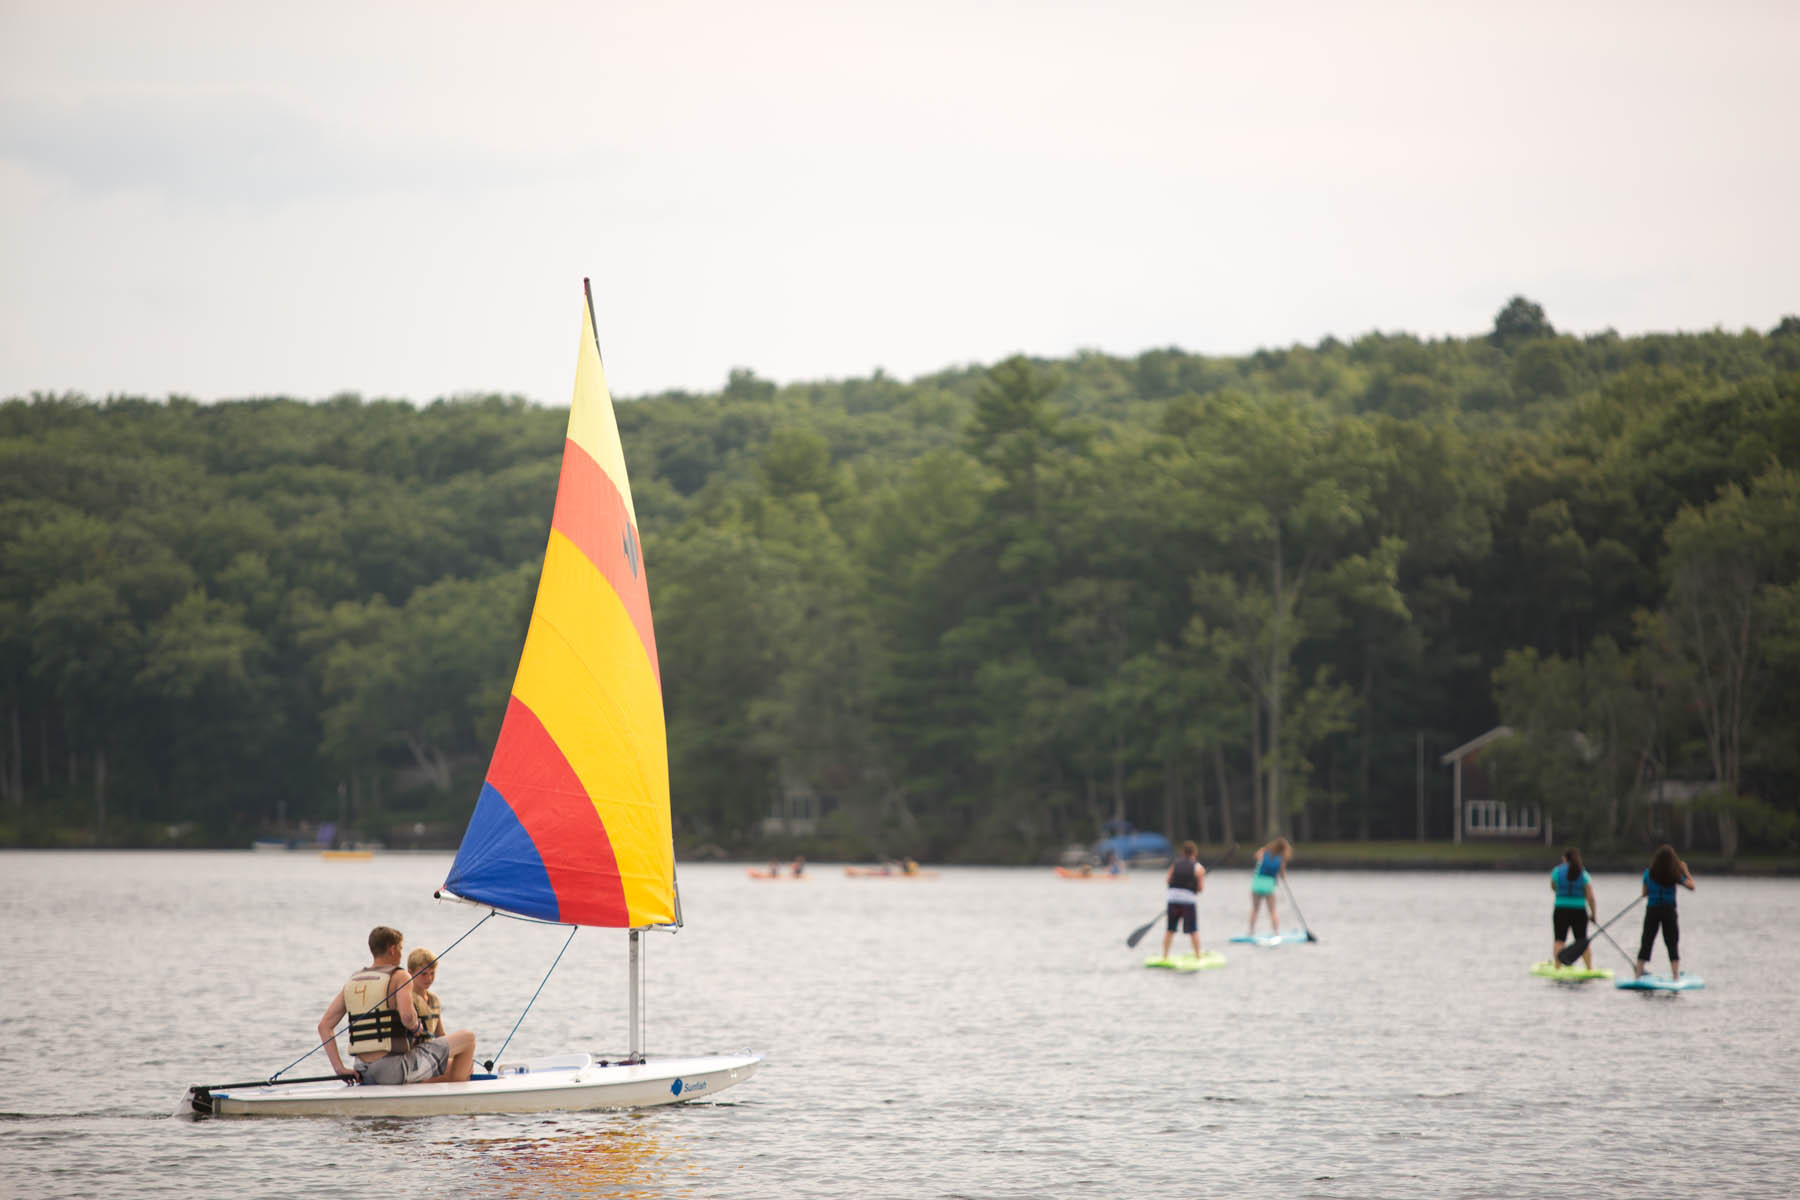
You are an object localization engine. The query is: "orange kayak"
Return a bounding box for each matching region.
[1054,866,1126,880]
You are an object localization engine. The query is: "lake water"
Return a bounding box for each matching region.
[2,851,1796,1199]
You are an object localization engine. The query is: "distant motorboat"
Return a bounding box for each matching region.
[1091,821,1172,866]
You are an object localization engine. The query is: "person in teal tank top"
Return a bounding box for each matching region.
[1549,847,1598,969]
[1247,838,1291,934]
[1636,843,1696,979]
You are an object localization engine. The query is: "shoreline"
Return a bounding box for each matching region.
[3,843,1795,876]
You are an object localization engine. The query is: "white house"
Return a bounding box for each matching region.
[1439,726,1550,844]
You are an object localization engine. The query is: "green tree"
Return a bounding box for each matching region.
[655,524,785,841]
[1490,296,1555,349]
[1639,464,1800,854]
[1166,392,1395,837]
[28,578,141,833]
[1491,638,1657,844]
[308,571,526,813]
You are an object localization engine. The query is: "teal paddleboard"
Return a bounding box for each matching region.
[1144,951,1226,972]
[1230,930,1311,946]
[1617,973,1705,991]
[1530,961,1614,981]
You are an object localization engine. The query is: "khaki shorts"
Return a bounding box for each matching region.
[357,1039,450,1085]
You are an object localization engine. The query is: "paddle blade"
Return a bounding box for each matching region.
[1557,938,1590,965]
[1125,914,1161,948]
[1304,929,1319,943]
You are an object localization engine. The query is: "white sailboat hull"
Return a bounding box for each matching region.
[194,1052,761,1117]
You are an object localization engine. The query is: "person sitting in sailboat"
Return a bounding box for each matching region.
[317,926,476,1085]
[405,947,446,1038]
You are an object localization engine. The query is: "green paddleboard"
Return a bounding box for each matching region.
[1144,951,1226,972]
[1530,961,1614,981]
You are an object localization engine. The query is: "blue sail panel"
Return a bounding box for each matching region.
[444,782,560,923]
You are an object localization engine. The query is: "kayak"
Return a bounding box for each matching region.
[1617,973,1705,991]
[1229,930,1312,946]
[845,866,937,878]
[1143,951,1226,972]
[1054,866,1126,880]
[746,869,808,880]
[1530,961,1615,981]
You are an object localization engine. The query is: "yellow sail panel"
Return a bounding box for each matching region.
[510,530,674,926]
[566,301,639,533]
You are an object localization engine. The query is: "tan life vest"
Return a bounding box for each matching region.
[413,988,442,1036]
[342,965,412,1057]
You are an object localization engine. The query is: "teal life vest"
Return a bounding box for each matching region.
[1644,868,1679,908]
[1552,862,1588,908]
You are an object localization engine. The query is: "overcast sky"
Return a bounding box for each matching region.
[2,0,1795,405]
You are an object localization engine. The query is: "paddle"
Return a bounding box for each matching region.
[1593,920,1636,968]
[1125,844,1236,948]
[1558,894,1644,965]
[1280,875,1319,943]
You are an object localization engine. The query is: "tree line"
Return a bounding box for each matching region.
[3,299,1798,861]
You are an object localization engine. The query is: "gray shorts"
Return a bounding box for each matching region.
[357,1039,450,1085]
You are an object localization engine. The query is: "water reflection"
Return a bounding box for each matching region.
[452,1116,696,1199]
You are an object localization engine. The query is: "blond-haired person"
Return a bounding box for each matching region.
[1248,838,1292,934]
[406,948,446,1039]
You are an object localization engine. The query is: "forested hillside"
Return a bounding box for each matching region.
[4,299,1798,861]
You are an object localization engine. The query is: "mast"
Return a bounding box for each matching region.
[628,929,642,1062]
[583,276,603,364]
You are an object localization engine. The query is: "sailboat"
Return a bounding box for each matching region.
[188,284,762,1116]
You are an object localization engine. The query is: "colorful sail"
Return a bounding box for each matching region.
[445,283,674,928]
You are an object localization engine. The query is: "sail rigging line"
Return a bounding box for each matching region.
[483,922,580,1071]
[266,910,496,1084]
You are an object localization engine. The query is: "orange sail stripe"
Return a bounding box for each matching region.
[550,437,660,687]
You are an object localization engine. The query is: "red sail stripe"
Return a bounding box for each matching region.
[485,695,628,927]
[551,439,661,687]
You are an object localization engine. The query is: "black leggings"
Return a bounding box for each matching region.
[1553,908,1589,942]
[1638,905,1680,962]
